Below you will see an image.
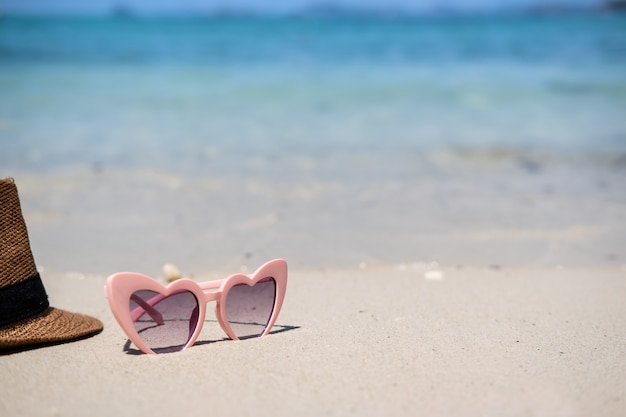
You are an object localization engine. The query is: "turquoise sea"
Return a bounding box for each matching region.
[1,13,626,271]
[1,14,625,175]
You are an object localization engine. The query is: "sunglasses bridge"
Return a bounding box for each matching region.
[130,279,226,324]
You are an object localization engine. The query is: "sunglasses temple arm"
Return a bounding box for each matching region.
[129,293,164,325]
[198,278,226,291]
[196,276,272,292]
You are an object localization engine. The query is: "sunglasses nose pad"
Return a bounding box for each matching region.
[188,305,199,339]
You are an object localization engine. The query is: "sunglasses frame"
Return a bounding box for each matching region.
[105,258,287,354]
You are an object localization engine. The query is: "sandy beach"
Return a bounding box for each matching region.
[1,160,625,417]
[1,265,625,417]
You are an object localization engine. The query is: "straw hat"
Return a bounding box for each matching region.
[0,177,102,351]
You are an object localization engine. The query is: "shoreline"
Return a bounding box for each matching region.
[4,157,623,275]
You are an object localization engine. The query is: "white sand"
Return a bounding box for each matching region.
[2,158,625,416]
[1,265,625,417]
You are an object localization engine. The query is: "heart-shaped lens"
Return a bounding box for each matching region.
[225,277,276,339]
[130,289,199,353]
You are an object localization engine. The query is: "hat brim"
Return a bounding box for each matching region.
[0,307,103,352]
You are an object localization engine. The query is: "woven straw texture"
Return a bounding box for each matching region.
[0,307,103,349]
[0,178,37,287]
[0,177,103,350]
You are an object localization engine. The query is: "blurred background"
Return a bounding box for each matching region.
[0,0,624,274]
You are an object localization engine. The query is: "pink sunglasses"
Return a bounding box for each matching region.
[105,259,287,354]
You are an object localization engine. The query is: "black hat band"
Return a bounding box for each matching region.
[0,273,49,327]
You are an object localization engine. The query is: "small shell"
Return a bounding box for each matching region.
[424,270,444,280]
[163,263,182,282]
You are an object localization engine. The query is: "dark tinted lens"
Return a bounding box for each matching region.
[225,277,276,339]
[130,290,199,353]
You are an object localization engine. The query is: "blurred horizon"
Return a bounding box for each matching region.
[0,0,624,17]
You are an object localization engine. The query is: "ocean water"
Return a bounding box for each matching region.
[1,14,625,271]
[1,14,625,175]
